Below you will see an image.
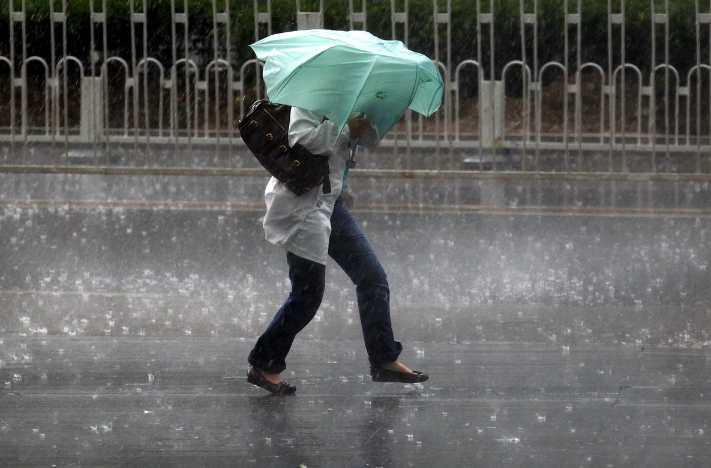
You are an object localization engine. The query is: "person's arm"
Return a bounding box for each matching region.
[288,108,342,156]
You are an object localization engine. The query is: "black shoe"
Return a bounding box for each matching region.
[370,365,429,383]
[247,366,297,395]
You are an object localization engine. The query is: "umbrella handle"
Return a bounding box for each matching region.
[342,141,358,188]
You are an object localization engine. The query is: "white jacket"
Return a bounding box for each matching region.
[262,107,380,265]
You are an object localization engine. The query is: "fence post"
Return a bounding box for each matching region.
[390,0,411,167]
[254,0,272,39]
[296,0,323,30]
[80,77,104,143]
[480,80,504,147]
[349,0,366,30]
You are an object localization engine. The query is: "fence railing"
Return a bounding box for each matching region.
[1,0,710,178]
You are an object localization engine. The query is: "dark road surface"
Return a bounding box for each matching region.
[1,337,710,468]
[0,173,710,467]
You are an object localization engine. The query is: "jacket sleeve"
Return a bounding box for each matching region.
[288,107,343,156]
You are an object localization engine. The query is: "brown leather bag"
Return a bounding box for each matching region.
[238,100,331,196]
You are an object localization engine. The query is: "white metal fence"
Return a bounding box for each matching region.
[1,0,710,178]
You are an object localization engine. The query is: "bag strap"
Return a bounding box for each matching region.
[322,172,331,194]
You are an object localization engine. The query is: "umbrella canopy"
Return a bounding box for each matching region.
[250,29,443,137]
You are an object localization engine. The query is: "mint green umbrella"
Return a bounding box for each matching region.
[250,29,443,137]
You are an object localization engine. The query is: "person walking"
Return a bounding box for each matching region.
[247,107,428,395]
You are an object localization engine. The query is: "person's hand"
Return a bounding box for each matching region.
[347,115,371,139]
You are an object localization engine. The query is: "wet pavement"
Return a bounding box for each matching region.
[0,173,710,467]
[1,337,710,467]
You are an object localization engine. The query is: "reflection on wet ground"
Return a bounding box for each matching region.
[1,337,710,467]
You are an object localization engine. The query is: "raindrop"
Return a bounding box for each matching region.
[497,437,520,444]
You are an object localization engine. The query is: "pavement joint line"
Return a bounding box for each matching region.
[1,198,711,217]
[2,165,711,182]
[352,204,711,218]
[0,199,266,212]
[0,289,166,298]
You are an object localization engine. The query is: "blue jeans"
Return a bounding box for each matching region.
[248,197,403,373]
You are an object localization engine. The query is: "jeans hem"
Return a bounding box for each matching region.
[248,351,287,374]
[367,343,403,366]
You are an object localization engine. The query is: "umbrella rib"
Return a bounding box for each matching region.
[409,65,443,117]
[406,63,421,113]
[376,62,420,136]
[338,55,379,134]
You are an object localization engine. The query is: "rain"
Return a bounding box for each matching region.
[1,1,711,467]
